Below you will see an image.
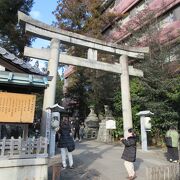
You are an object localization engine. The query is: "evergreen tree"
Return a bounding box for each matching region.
[0,0,33,57]
[55,74,64,104]
[113,10,180,144]
[53,0,89,32]
[53,0,118,118]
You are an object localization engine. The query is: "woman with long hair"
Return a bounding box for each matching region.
[57,116,75,169]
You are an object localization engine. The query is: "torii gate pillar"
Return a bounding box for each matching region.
[120,55,133,138]
[41,39,60,136]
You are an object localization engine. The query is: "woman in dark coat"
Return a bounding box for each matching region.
[121,128,137,180]
[58,116,75,169]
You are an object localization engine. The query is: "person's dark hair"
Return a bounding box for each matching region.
[60,116,69,127]
[128,128,135,136]
[169,126,177,130]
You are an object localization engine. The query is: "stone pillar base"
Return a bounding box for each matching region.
[0,158,48,180]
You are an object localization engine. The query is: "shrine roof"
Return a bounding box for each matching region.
[0,47,48,76]
[0,47,50,93]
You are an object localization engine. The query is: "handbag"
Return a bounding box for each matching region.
[165,136,172,147]
[67,143,75,152]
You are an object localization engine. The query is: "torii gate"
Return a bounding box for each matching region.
[18,11,149,138]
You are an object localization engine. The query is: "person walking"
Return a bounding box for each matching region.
[121,128,137,180]
[57,116,75,169]
[73,117,80,141]
[165,126,179,163]
[79,122,85,142]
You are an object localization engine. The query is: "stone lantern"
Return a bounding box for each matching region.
[136,110,154,151]
[46,104,67,156]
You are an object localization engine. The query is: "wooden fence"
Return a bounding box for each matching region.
[0,137,48,159]
[146,163,180,180]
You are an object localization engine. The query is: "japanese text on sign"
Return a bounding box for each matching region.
[0,92,36,123]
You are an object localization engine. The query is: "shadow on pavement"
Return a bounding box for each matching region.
[134,158,144,171]
[60,140,115,180]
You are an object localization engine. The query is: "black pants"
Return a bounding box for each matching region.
[167,147,179,161]
[74,128,80,140]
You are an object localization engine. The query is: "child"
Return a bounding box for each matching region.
[121,128,137,180]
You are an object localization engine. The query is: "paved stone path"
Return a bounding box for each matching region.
[55,140,171,180]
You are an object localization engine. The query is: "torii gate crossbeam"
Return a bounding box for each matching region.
[24,46,143,77]
[18,11,148,59]
[18,11,149,138]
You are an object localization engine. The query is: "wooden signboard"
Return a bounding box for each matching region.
[0,92,36,123]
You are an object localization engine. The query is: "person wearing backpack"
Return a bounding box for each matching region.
[165,126,179,163]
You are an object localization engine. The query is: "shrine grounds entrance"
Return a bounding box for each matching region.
[18,11,149,138]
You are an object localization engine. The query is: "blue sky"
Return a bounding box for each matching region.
[30,0,58,48]
[29,0,63,72]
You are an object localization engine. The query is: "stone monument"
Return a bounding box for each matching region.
[97,105,115,143]
[84,105,100,139]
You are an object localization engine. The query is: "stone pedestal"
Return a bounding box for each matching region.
[97,105,115,143]
[84,106,99,139]
[97,121,109,142]
[0,158,48,180]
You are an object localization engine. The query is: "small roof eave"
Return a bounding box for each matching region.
[0,71,48,88]
[0,47,48,76]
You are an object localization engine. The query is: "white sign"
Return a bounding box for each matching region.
[51,112,60,129]
[106,120,116,129]
[144,117,151,130]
